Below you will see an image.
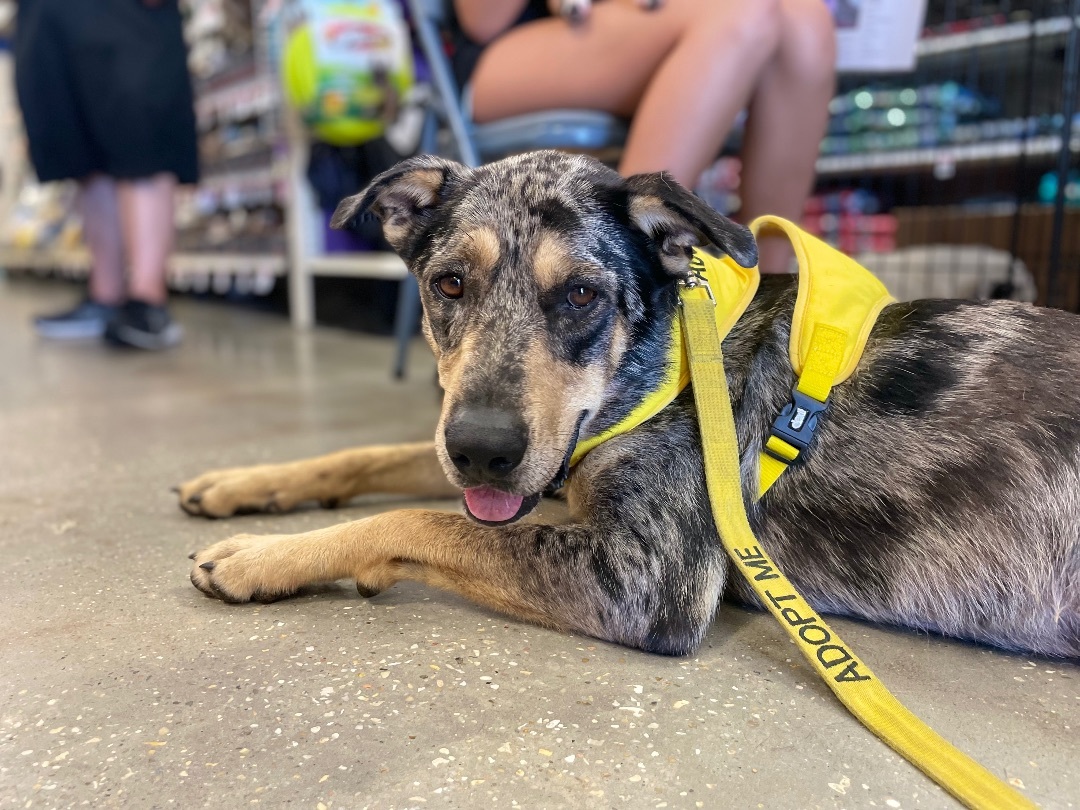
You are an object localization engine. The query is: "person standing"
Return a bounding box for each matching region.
[15,0,199,349]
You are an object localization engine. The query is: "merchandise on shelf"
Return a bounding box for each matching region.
[0,182,80,250]
[280,0,415,146]
[821,81,1007,157]
[921,10,1009,39]
[174,0,289,289]
[801,189,897,254]
[1038,170,1080,206]
[185,0,257,82]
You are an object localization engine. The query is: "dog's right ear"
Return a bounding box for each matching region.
[330,155,473,257]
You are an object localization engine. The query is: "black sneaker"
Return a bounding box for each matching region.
[34,299,118,340]
[104,300,183,350]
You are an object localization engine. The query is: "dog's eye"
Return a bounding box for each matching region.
[567,285,597,309]
[433,274,464,300]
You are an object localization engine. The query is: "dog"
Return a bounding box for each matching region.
[182,150,1079,660]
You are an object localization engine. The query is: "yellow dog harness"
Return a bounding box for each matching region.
[571,215,895,497]
[571,216,1035,809]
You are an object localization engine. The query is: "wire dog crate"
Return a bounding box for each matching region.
[809,0,1079,309]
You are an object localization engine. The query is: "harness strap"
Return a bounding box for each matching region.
[757,323,845,497]
[680,289,1035,810]
[750,216,894,498]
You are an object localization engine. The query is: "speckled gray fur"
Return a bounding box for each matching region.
[267,151,1077,658]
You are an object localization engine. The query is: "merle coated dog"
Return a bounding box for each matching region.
[181,150,1079,659]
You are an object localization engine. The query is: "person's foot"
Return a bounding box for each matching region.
[33,299,119,340]
[103,300,183,350]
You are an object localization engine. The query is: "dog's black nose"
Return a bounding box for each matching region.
[444,407,529,480]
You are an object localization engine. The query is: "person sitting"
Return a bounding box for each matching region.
[450,0,836,273]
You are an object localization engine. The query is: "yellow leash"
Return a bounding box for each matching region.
[679,288,1036,810]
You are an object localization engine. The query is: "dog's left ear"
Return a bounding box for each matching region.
[330,154,473,260]
[624,172,758,276]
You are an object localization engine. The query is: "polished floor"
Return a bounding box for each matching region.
[0,276,1076,809]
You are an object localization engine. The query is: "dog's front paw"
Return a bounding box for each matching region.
[176,463,321,519]
[189,533,304,603]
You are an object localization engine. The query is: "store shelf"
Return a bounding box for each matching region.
[193,163,287,210]
[194,53,260,96]
[170,252,287,276]
[305,253,408,280]
[0,246,92,275]
[199,165,281,194]
[0,247,287,278]
[916,15,1079,57]
[816,134,1079,176]
[196,73,279,125]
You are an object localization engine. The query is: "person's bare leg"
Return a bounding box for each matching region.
[616,0,783,186]
[80,175,125,305]
[117,173,176,306]
[469,0,783,187]
[739,0,836,273]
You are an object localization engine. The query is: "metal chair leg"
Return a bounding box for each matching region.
[393,273,422,379]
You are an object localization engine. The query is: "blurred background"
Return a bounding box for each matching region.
[0,0,1077,344]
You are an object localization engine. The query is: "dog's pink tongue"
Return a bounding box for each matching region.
[463,486,524,523]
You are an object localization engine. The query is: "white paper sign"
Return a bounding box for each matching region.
[830,0,929,73]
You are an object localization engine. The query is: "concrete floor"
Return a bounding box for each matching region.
[0,276,1076,810]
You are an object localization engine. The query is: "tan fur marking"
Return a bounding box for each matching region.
[608,319,629,380]
[460,227,501,278]
[432,330,479,480]
[628,195,698,277]
[377,168,447,247]
[628,194,676,237]
[435,330,474,402]
[518,341,608,487]
[393,168,444,207]
[532,231,574,290]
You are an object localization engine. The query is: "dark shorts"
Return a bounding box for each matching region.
[15,0,199,184]
[448,0,549,91]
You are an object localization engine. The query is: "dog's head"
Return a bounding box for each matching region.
[332,151,756,525]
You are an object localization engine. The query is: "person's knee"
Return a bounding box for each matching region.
[699,0,783,57]
[779,0,837,90]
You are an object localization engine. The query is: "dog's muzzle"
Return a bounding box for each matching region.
[449,408,586,526]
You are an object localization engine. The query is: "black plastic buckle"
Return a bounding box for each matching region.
[766,388,828,464]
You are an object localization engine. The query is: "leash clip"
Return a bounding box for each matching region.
[766,388,828,463]
[678,275,716,306]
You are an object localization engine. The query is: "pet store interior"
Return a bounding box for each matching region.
[0,0,1077,807]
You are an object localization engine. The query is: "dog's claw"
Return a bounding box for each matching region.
[200,561,216,571]
[188,492,202,505]
[170,486,180,494]
[188,551,197,560]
